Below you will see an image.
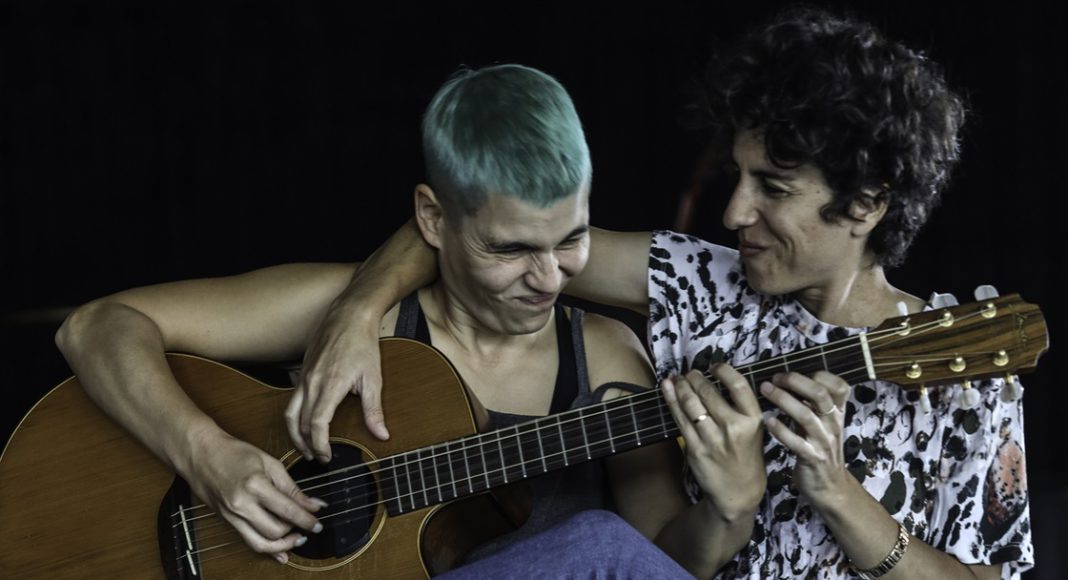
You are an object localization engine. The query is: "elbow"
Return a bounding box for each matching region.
[55,300,126,358]
[55,301,100,356]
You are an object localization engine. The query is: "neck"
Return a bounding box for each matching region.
[421,284,549,360]
[795,261,922,328]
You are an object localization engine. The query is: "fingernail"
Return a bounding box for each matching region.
[311,497,329,509]
[302,451,313,461]
[274,553,288,565]
[316,454,330,464]
[295,535,308,547]
[661,379,674,396]
[312,522,324,534]
[760,382,774,395]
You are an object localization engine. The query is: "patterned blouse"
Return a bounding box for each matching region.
[646,231,1033,579]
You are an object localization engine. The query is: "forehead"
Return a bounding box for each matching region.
[732,129,824,179]
[460,187,590,242]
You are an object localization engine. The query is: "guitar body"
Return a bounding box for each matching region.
[0,338,529,579]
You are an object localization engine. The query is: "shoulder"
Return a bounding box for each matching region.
[648,231,745,303]
[578,312,655,390]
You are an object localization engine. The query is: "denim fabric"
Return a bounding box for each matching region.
[437,510,694,579]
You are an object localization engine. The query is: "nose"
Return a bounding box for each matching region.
[722,179,759,231]
[525,251,563,294]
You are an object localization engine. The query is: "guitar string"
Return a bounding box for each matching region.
[177,361,885,563]
[181,352,938,550]
[172,306,1010,555]
[168,312,931,522]
[174,309,995,546]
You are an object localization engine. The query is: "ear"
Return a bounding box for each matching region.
[848,187,888,237]
[414,184,448,249]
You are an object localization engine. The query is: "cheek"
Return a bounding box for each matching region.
[470,261,527,294]
[560,247,589,275]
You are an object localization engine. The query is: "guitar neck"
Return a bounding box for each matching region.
[378,335,872,516]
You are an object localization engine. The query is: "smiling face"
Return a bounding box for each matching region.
[421,184,591,336]
[722,129,879,298]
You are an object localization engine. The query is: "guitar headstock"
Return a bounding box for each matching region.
[867,293,1048,390]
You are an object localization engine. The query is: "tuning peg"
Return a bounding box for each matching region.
[896,301,909,316]
[957,380,980,409]
[919,385,932,414]
[999,374,1022,403]
[930,292,959,308]
[974,285,999,301]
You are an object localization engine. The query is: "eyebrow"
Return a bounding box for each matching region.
[486,225,589,252]
[751,169,799,183]
[726,159,800,183]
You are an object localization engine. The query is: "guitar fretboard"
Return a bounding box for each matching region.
[377,336,867,515]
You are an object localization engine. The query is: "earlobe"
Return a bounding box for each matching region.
[414,184,447,250]
[849,189,888,237]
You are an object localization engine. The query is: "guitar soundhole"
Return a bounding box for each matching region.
[288,443,378,560]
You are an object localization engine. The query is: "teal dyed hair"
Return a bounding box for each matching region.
[422,64,591,217]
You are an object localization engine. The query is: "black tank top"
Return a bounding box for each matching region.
[393,292,606,561]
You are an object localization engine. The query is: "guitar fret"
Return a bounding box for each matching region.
[497,435,508,483]
[462,439,474,494]
[628,397,641,446]
[818,344,829,372]
[657,394,671,438]
[514,425,527,478]
[446,441,458,500]
[536,428,548,473]
[431,445,448,503]
[605,404,617,454]
[404,455,416,512]
[417,449,429,508]
[579,408,592,459]
[481,436,491,490]
[557,416,568,466]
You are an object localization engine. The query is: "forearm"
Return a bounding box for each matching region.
[56,300,225,477]
[816,476,998,580]
[565,228,652,315]
[339,218,436,320]
[655,497,754,577]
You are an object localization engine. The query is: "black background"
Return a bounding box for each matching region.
[2,1,1065,574]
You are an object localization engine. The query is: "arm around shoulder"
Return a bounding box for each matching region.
[567,228,652,315]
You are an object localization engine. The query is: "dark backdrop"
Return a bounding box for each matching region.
[2,0,1065,574]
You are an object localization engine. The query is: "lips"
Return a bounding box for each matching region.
[517,294,556,309]
[737,238,768,258]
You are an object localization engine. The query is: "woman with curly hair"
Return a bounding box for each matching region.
[295,7,1032,579]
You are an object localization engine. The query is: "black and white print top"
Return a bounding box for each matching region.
[647,231,1033,579]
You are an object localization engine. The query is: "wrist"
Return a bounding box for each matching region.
[175,418,227,477]
[700,494,758,525]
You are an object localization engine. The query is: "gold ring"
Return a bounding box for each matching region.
[693,414,709,424]
[816,405,839,417]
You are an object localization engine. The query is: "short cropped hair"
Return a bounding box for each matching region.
[696,7,967,267]
[422,64,591,218]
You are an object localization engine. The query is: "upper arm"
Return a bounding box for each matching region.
[581,313,687,539]
[567,228,652,315]
[100,262,358,362]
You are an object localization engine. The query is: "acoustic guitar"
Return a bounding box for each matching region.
[0,294,1048,579]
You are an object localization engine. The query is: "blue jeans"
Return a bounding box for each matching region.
[437,510,694,579]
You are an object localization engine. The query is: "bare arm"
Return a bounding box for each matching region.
[586,315,758,576]
[291,218,436,458]
[566,228,653,315]
[580,313,687,540]
[55,263,355,562]
[295,225,652,454]
[761,373,1002,579]
[654,367,767,576]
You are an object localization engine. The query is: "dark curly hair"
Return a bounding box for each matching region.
[695,7,967,267]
